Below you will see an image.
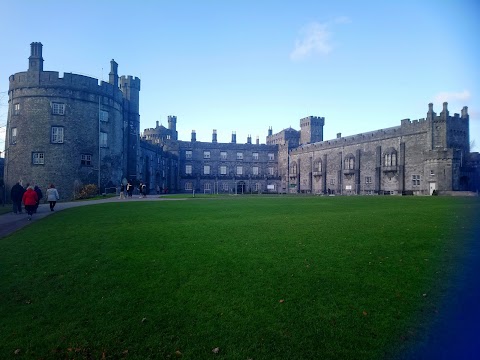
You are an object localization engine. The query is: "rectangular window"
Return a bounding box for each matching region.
[220,151,227,160]
[236,166,243,175]
[221,183,229,191]
[10,127,17,144]
[430,170,434,176]
[81,154,92,166]
[254,183,260,191]
[13,103,20,115]
[252,166,259,175]
[185,182,192,190]
[220,166,227,175]
[204,151,210,159]
[100,132,108,147]
[185,165,192,175]
[412,175,420,186]
[365,176,372,184]
[329,178,335,185]
[99,110,109,122]
[204,165,210,175]
[252,152,259,160]
[52,102,65,115]
[268,153,275,161]
[51,126,64,143]
[32,152,44,165]
[236,152,243,160]
[268,167,274,176]
[204,183,211,191]
[185,150,192,159]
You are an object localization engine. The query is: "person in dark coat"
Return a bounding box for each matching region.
[10,181,25,214]
[33,185,43,213]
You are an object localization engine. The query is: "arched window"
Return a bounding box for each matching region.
[384,148,397,166]
[344,154,355,170]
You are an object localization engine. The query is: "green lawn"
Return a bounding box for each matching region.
[0,196,478,359]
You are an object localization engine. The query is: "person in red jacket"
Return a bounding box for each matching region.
[22,185,38,221]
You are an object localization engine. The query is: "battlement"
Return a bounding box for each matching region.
[9,70,125,101]
[119,75,141,90]
[300,116,325,126]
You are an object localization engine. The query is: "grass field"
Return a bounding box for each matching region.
[0,196,478,359]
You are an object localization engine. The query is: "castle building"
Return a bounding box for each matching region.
[3,43,479,199]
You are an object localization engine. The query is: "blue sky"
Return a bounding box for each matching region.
[1,0,479,153]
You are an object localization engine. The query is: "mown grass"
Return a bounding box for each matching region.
[0,196,478,359]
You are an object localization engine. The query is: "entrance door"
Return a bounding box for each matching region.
[237,181,246,194]
[429,182,436,195]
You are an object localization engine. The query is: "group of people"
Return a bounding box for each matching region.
[10,181,60,220]
[119,181,147,199]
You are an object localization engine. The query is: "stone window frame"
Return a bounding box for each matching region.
[254,182,260,191]
[313,158,322,172]
[252,152,259,160]
[268,167,275,176]
[383,147,397,167]
[412,174,420,186]
[268,153,275,161]
[52,102,65,115]
[51,126,64,144]
[81,154,92,166]
[203,165,211,175]
[185,164,192,175]
[220,165,227,175]
[290,162,297,174]
[10,127,17,145]
[203,151,210,159]
[221,182,229,192]
[220,151,227,160]
[13,103,20,115]
[329,178,335,185]
[344,154,355,170]
[100,132,108,147]
[185,150,192,159]
[236,166,243,175]
[252,166,259,175]
[185,182,193,190]
[236,152,244,160]
[365,176,372,184]
[204,182,211,191]
[32,152,45,165]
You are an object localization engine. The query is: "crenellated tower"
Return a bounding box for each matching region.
[300,116,324,145]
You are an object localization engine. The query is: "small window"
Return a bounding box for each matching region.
[329,178,335,185]
[236,166,243,175]
[99,110,109,122]
[185,165,192,175]
[185,150,192,159]
[185,182,193,190]
[220,151,227,160]
[52,103,65,115]
[252,166,259,175]
[254,183,260,191]
[221,183,229,191]
[268,167,274,176]
[51,126,64,143]
[100,132,108,147]
[204,165,210,175]
[314,160,322,172]
[220,166,227,175]
[236,152,243,160]
[430,170,434,176]
[204,183,211,191]
[412,175,420,186]
[204,151,210,159]
[252,152,259,160]
[365,176,372,184]
[81,154,92,166]
[268,153,275,161]
[344,155,355,170]
[13,103,20,115]
[32,152,44,165]
[10,128,17,144]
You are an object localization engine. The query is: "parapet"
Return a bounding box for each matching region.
[119,75,141,91]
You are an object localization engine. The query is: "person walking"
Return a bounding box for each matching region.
[139,182,144,198]
[119,183,125,199]
[141,183,147,198]
[22,185,38,221]
[126,181,133,198]
[10,181,25,214]
[33,185,43,213]
[46,184,60,211]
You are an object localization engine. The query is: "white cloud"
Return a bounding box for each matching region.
[290,17,350,61]
[434,90,471,104]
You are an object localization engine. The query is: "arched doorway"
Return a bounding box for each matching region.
[237,181,246,194]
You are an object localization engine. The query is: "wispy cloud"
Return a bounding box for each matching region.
[434,90,471,104]
[290,17,350,61]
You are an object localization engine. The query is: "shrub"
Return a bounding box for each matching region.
[76,184,98,199]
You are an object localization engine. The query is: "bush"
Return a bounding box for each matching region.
[76,184,98,199]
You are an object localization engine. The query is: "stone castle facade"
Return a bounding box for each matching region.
[3,43,479,199]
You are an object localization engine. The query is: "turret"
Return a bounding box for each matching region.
[427,103,436,120]
[268,127,273,136]
[440,102,449,119]
[231,131,236,144]
[191,130,196,142]
[28,42,43,72]
[247,134,252,144]
[168,115,177,140]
